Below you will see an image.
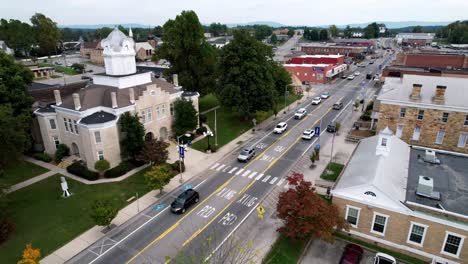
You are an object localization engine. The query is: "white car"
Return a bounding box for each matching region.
[347,75,355,80]
[294,108,307,119]
[302,129,315,140]
[354,71,360,76]
[321,92,330,99]
[311,97,322,105]
[273,122,288,134]
[374,253,396,264]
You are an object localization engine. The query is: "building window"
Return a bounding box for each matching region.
[49,119,57,130]
[155,105,160,118]
[458,133,468,148]
[465,115,468,126]
[396,125,403,138]
[442,232,465,258]
[68,119,74,133]
[407,222,427,246]
[296,72,300,76]
[52,136,60,149]
[158,104,167,119]
[417,110,424,120]
[170,103,174,116]
[63,118,69,132]
[316,74,323,80]
[442,112,449,123]
[304,72,308,76]
[345,206,360,227]
[97,150,104,160]
[141,109,146,123]
[436,130,445,144]
[371,213,388,235]
[399,108,406,118]
[412,127,421,141]
[73,120,79,135]
[381,138,387,146]
[147,108,153,122]
[94,131,102,144]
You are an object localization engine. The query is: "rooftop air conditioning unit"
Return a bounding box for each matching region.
[423,150,440,164]
[416,176,441,200]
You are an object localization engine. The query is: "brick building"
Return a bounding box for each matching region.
[283,63,347,84]
[300,43,368,59]
[382,65,468,79]
[375,75,468,154]
[289,54,345,65]
[394,52,468,69]
[334,38,375,47]
[333,128,468,264]
[396,33,435,47]
[80,41,104,65]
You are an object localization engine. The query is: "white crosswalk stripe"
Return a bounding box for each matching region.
[235,168,245,175]
[228,167,238,174]
[210,163,220,170]
[255,173,264,180]
[277,178,285,186]
[262,175,271,182]
[222,166,231,172]
[216,164,226,171]
[242,170,251,177]
[248,172,257,179]
[269,177,278,185]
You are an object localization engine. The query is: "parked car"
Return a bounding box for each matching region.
[294,108,307,119]
[311,97,322,105]
[347,75,355,80]
[369,60,375,64]
[170,189,199,214]
[321,92,330,99]
[326,122,337,133]
[341,75,347,79]
[81,75,92,80]
[273,122,288,134]
[358,64,366,68]
[54,61,62,65]
[374,253,396,264]
[354,71,360,76]
[366,73,373,79]
[237,147,255,162]
[302,129,315,140]
[333,101,343,110]
[340,244,363,264]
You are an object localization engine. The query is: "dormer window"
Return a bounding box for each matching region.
[381,138,387,146]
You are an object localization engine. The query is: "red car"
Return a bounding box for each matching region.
[340,244,364,264]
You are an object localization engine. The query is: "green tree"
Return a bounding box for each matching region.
[144,164,173,193]
[119,112,145,160]
[71,63,85,73]
[30,13,61,56]
[157,11,218,95]
[412,25,423,33]
[364,22,379,39]
[0,19,34,57]
[94,159,110,175]
[329,25,339,38]
[271,62,293,96]
[270,33,278,43]
[287,29,294,37]
[208,22,228,37]
[253,25,272,41]
[445,20,468,44]
[152,26,163,37]
[309,29,319,41]
[173,98,198,136]
[319,29,328,40]
[138,139,169,165]
[344,25,352,38]
[90,200,118,228]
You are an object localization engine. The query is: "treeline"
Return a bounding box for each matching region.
[303,28,329,41]
[60,26,163,43]
[437,20,468,44]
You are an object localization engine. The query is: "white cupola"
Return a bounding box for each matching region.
[376,126,393,157]
[101,28,136,76]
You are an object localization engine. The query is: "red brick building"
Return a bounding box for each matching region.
[401,53,468,69]
[289,54,345,65]
[334,38,375,47]
[284,63,347,84]
[300,43,368,59]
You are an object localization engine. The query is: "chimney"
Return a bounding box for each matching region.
[54,90,62,106]
[410,84,422,100]
[72,93,81,110]
[433,85,446,103]
[111,92,118,108]
[129,88,135,104]
[173,74,179,87]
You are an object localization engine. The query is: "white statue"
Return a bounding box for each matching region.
[61,176,71,197]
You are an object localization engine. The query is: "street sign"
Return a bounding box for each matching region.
[179,145,185,159]
[314,126,320,135]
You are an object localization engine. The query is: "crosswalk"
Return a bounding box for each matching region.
[209,163,290,188]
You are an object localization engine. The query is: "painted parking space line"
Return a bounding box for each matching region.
[262,175,271,182]
[235,168,244,175]
[248,172,257,179]
[242,170,251,177]
[210,163,220,170]
[269,177,278,185]
[228,167,238,174]
[277,178,285,186]
[255,173,264,181]
[216,164,226,171]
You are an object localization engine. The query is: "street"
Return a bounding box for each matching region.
[67,51,391,264]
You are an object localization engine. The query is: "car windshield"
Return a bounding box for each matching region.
[276,124,283,128]
[314,97,320,100]
[240,150,249,155]
[376,257,394,264]
[175,198,185,204]
[303,130,311,135]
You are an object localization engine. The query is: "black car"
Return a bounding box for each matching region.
[333,102,343,110]
[326,122,337,133]
[171,189,199,214]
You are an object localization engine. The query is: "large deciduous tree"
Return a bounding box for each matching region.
[173,98,198,136]
[0,19,34,57]
[276,172,348,241]
[364,22,379,39]
[138,139,169,165]
[157,11,218,95]
[119,112,145,160]
[319,29,329,41]
[329,25,339,38]
[30,13,61,56]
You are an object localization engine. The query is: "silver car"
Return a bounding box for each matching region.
[238,147,255,162]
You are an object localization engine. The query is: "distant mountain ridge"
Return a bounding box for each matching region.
[60,23,152,29]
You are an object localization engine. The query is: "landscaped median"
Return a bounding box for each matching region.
[262,235,308,264]
[320,162,344,182]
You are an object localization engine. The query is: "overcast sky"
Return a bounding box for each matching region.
[2,0,467,26]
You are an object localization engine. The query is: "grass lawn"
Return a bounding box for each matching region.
[0,170,151,263]
[263,235,308,264]
[2,160,49,186]
[38,63,79,75]
[192,94,302,151]
[320,162,344,182]
[335,232,426,264]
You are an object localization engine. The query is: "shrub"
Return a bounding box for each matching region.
[210,144,218,153]
[67,161,99,181]
[54,144,70,163]
[170,160,185,173]
[33,153,52,162]
[255,111,270,123]
[196,126,207,135]
[104,162,132,178]
[365,101,374,112]
[144,164,175,193]
[335,122,341,132]
[95,159,110,174]
[360,111,372,121]
[128,159,146,167]
[199,114,207,124]
[0,217,15,244]
[90,200,118,228]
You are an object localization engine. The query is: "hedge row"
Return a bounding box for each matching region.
[67,161,99,181]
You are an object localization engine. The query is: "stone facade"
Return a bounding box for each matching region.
[377,103,468,154]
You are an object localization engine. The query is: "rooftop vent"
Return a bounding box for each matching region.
[423,150,440,164]
[416,176,440,200]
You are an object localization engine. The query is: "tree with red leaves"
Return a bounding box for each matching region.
[276,172,348,241]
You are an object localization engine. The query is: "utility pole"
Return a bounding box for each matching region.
[214,108,217,146]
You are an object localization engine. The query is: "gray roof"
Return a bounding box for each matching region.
[101,28,134,53]
[80,111,116,125]
[59,78,179,111]
[407,149,468,216]
[378,75,468,110]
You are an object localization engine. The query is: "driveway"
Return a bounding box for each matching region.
[300,239,377,264]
